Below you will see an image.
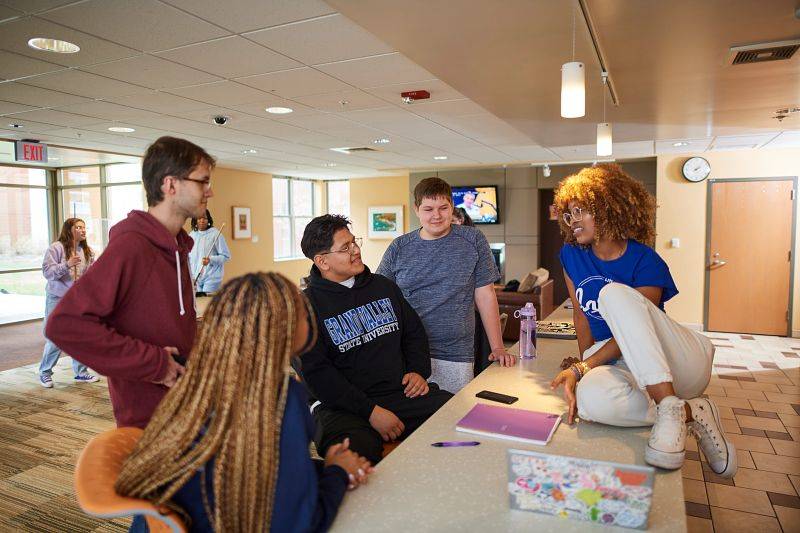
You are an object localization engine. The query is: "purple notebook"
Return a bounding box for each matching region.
[456,403,561,445]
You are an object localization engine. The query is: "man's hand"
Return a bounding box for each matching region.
[489,347,516,367]
[369,405,405,441]
[67,253,81,267]
[153,347,186,388]
[202,257,210,266]
[550,369,578,424]
[402,372,429,398]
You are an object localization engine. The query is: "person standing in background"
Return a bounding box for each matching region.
[38,218,98,387]
[189,209,230,295]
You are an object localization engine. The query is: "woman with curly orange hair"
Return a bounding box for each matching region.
[549,164,736,478]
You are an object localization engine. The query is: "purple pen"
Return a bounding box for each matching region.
[431,441,481,447]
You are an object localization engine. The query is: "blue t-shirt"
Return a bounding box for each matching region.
[559,239,678,342]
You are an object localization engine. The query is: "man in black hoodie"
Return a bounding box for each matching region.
[297,215,452,464]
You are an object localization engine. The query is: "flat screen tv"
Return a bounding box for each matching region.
[451,185,499,224]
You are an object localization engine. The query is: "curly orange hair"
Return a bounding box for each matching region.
[553,164,656,247]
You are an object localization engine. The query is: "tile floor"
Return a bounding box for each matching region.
[683,332,800,533]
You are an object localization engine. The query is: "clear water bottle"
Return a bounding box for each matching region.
[514,302,537,359]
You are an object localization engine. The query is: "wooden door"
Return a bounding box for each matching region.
[539,189,569,305]
[707,179,794,335]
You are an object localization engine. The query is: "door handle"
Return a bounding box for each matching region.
[707,253,727,270]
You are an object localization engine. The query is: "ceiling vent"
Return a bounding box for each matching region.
[730,39,800,65]
[330,146,378,154]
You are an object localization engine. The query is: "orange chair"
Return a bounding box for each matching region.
[74,427,187,533]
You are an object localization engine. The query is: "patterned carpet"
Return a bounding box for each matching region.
[0,332,797,532]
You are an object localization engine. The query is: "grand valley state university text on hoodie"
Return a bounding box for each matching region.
[297,265,432,420]
[46,210,197,428]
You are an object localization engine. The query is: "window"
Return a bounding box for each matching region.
[326,180,350,217]
[0,166,52,324]
[273,177,315,260]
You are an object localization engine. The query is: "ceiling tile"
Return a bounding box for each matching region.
[0,82,91,107]
[23,69,150,99]
[432,113,531,145]
[83,55,222,90]
[762,130,800,149]
[155,36,301,79]
[2,108,104,127]
[0,0,78,14]
[654,138,713,153]
[226,97,317,119]
[316,53,435,89]
[364,79,464,106]
[610,140,655,157]
[0,99,39,115]
[0,49,65,81]
[493,144,558,161]
[236,67,352,97]
[408,99,487,119]
[164,81,269,106]
[244,13,393,65]
[39,0,230,51]
[160,0,335,33]
[293,89,386,112]
[224,117,311,139]
[52,100,176,122]
[710,133,780,150]
[0,4,23,22]
[0,16,140,67]
[548,144,604,160]
[105,91,219,114]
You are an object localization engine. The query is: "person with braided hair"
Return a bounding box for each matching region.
[119,272,373,533]
[549,164,736,478]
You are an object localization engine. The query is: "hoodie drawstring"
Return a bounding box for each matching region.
[175,250,185,316]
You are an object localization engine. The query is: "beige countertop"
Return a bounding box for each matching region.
[329,325,685,532]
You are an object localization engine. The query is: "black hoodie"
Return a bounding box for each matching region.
[298,265,431,419]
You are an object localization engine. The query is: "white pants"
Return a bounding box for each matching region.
[430,358,474,394]
[576,283,715,427]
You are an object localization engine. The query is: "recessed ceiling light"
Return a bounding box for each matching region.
[27,37,80,54]
[330,147,352,154]
[8,123,23,129]
[323,163,337,167]
[672,141,690,147]
[242,149,258,155]
[266,106,293,114]
[108,126,135,133]
[433,155,448,160]
[373,138,390,144]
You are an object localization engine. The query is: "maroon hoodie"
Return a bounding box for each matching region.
[46,210,197,428]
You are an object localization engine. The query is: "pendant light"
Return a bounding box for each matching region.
[561,2,585,118]
[596,71,612,156]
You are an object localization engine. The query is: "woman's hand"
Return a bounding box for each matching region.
[550,369,578,424]
[67,253,81,267]
[324,438,374,490]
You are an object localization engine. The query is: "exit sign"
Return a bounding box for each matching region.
[15,141,48,162]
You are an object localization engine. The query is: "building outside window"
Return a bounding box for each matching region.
[326,180,350,218]
[273,177,315,260]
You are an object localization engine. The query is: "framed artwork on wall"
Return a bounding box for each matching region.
[368,205,403,239]
[232,206,252,240]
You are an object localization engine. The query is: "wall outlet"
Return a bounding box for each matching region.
[670,237,680,248]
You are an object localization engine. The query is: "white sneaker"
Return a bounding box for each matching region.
[645,396,686,470]
[687,397,738,478]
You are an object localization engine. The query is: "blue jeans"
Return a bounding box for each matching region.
[39,293,88,377]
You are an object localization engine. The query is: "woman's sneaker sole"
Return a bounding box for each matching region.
[645,446,685,470]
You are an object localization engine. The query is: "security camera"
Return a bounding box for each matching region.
[543,164,551,178]
[212,115,230,126]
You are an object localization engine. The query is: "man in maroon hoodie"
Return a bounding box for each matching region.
[46,136,215,428]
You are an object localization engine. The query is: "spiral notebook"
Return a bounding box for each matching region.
[455,403,561,445]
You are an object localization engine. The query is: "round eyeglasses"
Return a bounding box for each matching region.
[318,237,363,256]
[562,206,587,226]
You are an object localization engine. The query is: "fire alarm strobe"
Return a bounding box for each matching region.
[401,90,430,104]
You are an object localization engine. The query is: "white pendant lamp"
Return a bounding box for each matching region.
[561,62,585,118]
[596,71,612,156]
[560,2,585,118]
[596,122,612,156]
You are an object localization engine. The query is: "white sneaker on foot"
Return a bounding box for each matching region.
[645,395,686,470]
[687,397,737,478]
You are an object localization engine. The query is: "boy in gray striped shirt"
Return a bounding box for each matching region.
[377,177,515,393]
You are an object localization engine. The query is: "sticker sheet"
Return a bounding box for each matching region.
[508,449,654,529]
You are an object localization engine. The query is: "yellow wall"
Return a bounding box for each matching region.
[655,148,799,335]
[205,167,311,286]
[349,174,410,270]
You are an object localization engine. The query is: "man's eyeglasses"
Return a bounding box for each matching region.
[318,237,363,256]
[562,206,587,226]
[182,177,212,191]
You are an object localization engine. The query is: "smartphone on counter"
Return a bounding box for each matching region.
[475,390,518,404]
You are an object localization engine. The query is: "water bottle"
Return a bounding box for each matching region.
[514,302,537,359]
